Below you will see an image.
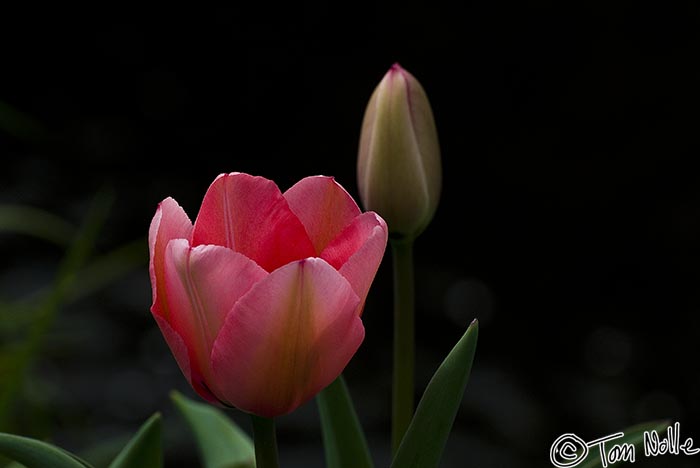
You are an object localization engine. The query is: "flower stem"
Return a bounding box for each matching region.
[391,238,415,454]
[251,415,280,468]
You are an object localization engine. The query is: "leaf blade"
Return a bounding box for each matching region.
[391,319,479,468]
[0,205,76,246]
[0,189,114,430]
[0,433,93,468]
[171,391,255,468]
[316,375,374,468]
[107,413,162,468]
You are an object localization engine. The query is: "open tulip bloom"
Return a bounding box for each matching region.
[148,173,388,418]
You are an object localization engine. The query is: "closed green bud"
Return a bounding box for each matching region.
[357,63,442,239]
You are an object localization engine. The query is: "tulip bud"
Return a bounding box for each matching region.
[357,63,442,239]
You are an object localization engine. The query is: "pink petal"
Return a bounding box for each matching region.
[191,173,316,272]
[284,176,361,254]
[320,212,388,310]
[149,197,193,319]
[151,314,220,405]
[163,239,267,396]
[211,258,363,417]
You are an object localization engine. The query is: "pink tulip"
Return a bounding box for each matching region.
[149,173,388,417]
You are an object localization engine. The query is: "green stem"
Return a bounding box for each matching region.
[391,238,415,454]
[251,415,279,468]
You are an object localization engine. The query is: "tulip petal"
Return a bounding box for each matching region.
[191,173,316,272]
[164,239,268,395]
[211,258,363,417]
[320,212,388,309]
[149,197,193,320]
[152,314,220,405]
[284,176,361,254]
[402,66,442,219]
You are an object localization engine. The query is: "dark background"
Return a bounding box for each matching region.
[2,4,699,467]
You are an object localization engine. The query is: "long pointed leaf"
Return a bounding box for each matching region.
[391,319,479,468]
[171,391,255,468]
[317,375,373,468]
[0,433,93,468]
[108,413,162,468]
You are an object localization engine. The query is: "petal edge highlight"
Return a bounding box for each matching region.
[149,197,193,319]
[321,212,388,311]
[284,176,361,254]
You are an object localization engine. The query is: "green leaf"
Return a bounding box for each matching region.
[64,239,146,303]
[171,390,255,468]
[108,413,162,468]
[391,319,479,468]
[5,462,27,468]
[75,433,132,468]
[0,238,146,327]
[0,190,114,430]
[0,433,93,468]
[316,375,373,468]
[574,419,671,468]
[0,205,76,246]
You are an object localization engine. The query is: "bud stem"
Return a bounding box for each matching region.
[251,415,280,468]
[391,238,415,454]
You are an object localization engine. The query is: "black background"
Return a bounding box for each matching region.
[2,4,699,467]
